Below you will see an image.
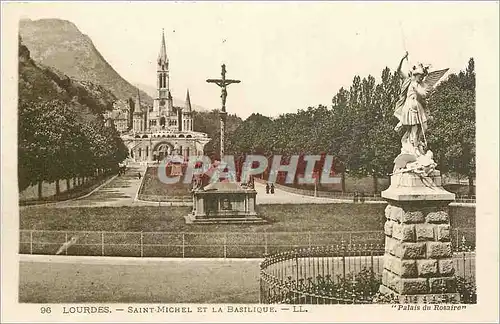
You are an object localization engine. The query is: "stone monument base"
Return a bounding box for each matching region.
[379,170,458,303]
[186,182,266,225]
[382,170,455,201]
[184,214,266,224]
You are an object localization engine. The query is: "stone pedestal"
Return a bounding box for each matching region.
[185,182,266,224]
[380,170,460,303]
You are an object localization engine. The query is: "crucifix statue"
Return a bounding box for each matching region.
[207,64,241,159]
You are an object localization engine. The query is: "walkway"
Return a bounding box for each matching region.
[255,181,386,204]
[21,164,149,209]
[254,181,354,204]
[254,182,474,207]
[21,165,474,209]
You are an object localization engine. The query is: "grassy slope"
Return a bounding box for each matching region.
[20,204,474,233]
[20,204,475,257]
[139,166,191,197]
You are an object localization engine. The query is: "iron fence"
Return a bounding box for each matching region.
[259,243,476,304]
[19,228,475,258]
[259,244,385,304]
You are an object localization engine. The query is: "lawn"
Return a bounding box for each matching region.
[139,166,191,199]
[20,204,475,233]
[19,258,260,303]
[20,204,475,257]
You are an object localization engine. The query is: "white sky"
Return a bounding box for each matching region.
[10,1,498,119]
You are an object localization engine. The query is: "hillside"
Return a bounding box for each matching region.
[19,18,152,104]
[19,37,116,116]
[18,38,127,191]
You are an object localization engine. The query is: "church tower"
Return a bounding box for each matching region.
[156,29,171,113]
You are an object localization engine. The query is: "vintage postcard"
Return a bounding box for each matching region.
[1,1,498,323]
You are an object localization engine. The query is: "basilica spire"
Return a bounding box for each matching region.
[157,29,170,100]
[185,89,192,112]
[157,28,168,68]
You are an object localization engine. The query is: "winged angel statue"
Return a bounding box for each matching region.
[392,52,449,176]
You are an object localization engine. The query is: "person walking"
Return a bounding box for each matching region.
[265,183,270,194]
[270,183,275,194]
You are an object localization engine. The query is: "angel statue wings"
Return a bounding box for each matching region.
[393,51,449,158]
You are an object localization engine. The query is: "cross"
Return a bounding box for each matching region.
[206,64,241,113]
[206,64,241,160]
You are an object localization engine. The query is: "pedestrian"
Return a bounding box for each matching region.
[138,172,142,180]
[265,183,270,194]
[270,183,275,194]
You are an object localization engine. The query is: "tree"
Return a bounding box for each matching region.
[18,98,84,195]
[331,73,398,193]
[363,69,402,193]
[427,58,475,196]
[192,110,242,157]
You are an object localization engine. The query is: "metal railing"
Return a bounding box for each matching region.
[19,228,475,258]
[259,244,385,304]
[259,243,476,304]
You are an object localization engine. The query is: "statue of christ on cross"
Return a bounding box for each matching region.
[207,64,241,159]
[206,64,241,112]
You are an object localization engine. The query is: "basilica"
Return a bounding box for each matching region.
[106,31,210,162]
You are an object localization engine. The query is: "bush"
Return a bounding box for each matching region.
[456,276,477,304]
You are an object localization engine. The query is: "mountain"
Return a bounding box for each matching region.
[19,18,152,104]
[19,37,116,116]
[134,83,209,112]
[18,38,127,191]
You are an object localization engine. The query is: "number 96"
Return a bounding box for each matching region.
[40,307,51,314]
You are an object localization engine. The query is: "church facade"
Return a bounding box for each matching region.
[107,31,210,162]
